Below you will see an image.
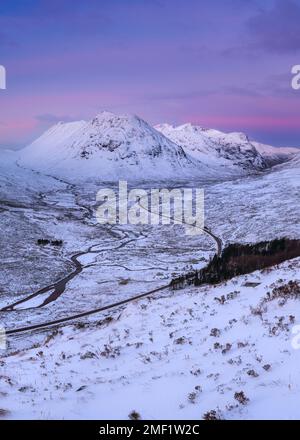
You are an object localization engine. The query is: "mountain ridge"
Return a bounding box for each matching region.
[18,111,299,181]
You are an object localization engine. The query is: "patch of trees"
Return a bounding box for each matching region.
[170,238,300,289]
[37,239,63,247]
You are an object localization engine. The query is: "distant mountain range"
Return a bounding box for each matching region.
[18,111,299,181]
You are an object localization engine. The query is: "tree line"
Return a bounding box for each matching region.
[170,238,300,289]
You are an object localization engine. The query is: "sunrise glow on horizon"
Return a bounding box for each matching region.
[1,0,300,149]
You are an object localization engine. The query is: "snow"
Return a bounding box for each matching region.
[13,290,55,310]
[156,122,299,170]
[18,111,298,182]
[1,259,300,420]
[1,112,300,420]
[19,112,200,181]
[253,142,299,166]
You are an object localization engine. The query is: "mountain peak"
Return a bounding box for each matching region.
[18,111,298,181]
[156,121,267,171]
[19,111,194,180]
[155,123,174,131]
[91,111,146,128]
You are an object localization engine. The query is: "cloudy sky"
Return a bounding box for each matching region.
[0,0,300,149]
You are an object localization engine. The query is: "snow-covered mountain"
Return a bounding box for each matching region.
[19,111,299,181]
[0,149,64,204]
[155,123,267,171]
[252,142,299,166]
[19,112,201,181]
[155,123,298,172]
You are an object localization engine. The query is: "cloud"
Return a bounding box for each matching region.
[147,84,263,102]
[247,0,300,54]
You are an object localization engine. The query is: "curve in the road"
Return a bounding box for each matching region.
[5,225,222,336]
[4,184,223,335]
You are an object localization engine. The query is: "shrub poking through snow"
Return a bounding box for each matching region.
[234,391,249,405]
[80,351,96,360]
[203,410,221,420]
[247,369,259,378]
[37,239,63,247]
[37,239,50,246]
[210,328,221,337]
[266,281,300,302]
[174,336,187,345]
[190,368,201,376]
[188,392,197,404]
[221,343,232,354]
[51,240,63,247]
[119,278,130,285]
[129,410,141,420]
[100,345,120,358]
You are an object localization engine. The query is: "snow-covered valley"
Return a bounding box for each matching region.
[0,113,300,419]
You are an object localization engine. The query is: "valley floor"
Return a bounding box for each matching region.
[0,151,300,419]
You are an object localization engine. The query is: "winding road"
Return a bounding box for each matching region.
[1,234,144,312]
[2,185,223,336]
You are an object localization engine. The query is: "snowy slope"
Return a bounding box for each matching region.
[2,115,300,421]
[18,111,289,182]
[156,123,299,171]
[0,149,65,204]
[18,120,86,164]
[2,258,300,420]
[19,112,200,181]
[155,123,268,171]
[253,142,299,166]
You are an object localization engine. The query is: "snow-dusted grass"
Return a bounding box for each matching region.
[205,160,300,244]
[1,258,300,420]
[1,145,300,420]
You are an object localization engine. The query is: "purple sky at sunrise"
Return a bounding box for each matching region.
[1,0,300,149]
